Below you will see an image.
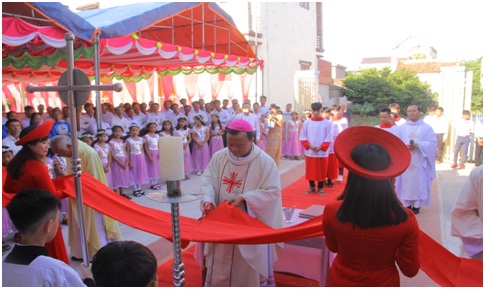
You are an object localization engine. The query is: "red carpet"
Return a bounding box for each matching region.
[157,246,320,287]
[282,174,347,209]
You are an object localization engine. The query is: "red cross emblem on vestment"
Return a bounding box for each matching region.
[222,172,242,193]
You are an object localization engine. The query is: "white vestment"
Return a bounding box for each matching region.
[200,144,283,286]
[395,119,437,207]
[451,165,483,257]
[2,245,86,287]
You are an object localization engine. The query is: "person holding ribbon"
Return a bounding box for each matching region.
[199,119,283,287]
[4,120,69,264]
[322,126,419,286]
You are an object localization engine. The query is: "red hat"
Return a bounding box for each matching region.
[15,119,54,146]
[227,119,254,132]
[334,126,410,180]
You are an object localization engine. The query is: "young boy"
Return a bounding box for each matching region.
[90,240,158,287]
[3,189,86,286]
[330,105,349,182]
[299,102,333,194]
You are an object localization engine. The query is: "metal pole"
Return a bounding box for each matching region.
[94,33,102,129]
[65,33,90,267]
[167,180,185,287]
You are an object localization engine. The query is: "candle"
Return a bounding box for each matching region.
[159,137,185,181]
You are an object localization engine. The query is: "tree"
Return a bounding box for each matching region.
[343,67,437,116]
[461,58,483,113]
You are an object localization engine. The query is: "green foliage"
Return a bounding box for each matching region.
[343,67,437,116]
[461,58,483,113]
[349,114,380,127]
[348,102,376,115]
[411,53,427,60]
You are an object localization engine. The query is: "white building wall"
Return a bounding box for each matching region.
[219,2,320,107]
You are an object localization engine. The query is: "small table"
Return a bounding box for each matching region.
[273,208,333,286]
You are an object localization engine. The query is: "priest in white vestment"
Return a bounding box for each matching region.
[395,105,437,214]
[451,165,483,260]
[199,119,283,287]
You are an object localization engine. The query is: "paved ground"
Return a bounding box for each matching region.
[3,157,477,286]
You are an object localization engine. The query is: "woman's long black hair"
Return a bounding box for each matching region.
[335,143,408,229]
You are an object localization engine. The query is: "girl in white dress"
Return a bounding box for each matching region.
[109,125,131,200]
[125,124,149,197]
[175,116,193,179]
[143,121,162,190]
[191,115,210,176]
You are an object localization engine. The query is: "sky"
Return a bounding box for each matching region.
[66,0,484,69]
[321,0,484,68]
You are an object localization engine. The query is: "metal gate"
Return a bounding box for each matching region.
[293,70,319,113]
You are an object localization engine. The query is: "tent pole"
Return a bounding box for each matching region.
[191,8,194,48]
[94,33,102,129]
[202,4,205,50]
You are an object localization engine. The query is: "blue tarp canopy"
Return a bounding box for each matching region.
[2,2,97,42]
[76,2,254,57]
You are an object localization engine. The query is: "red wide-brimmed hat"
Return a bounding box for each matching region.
[334,126,410,180]
[15,119,54,146]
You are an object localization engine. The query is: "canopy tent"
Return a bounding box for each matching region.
[2,2,98,41]
[3,16,258,84]
[2,2,259,110]
[76,2,255,58]
[3,1,258,84]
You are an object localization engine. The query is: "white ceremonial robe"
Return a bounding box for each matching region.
[299,118,333,158]
[2,245,86,287]
[451,165,483,258]
[395,119,437,208]
[375,124,399,136]
[200,144,283,287]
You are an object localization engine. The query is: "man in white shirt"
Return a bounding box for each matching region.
[132,102,146,127]
[221,99,230,111]
[2,119,22,155]
[188,101,209,127]
[110,106,129,135]
[37,104,47,122]
[423,106,436,126]
[432,107,449,163]
[20,105,35,129]
[451,110,475,169]
[232,103,260,144]
[79,103,97,135]
[61,106,70,124]
[167,103,185,125]
[101,103,114,125]
[212,100,230,128]
[159,100,172,120]
[258,96,270,116]
[145,103,164,131]
[125,107,141,127]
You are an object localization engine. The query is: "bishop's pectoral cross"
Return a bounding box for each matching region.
[26,33,122,267]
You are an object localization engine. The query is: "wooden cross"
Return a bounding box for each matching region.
[26,33,122,267]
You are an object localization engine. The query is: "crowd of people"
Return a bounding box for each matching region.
[2,97,351,200]
[2,97,482,286]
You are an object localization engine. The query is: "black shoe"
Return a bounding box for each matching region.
[411,207,420,214]
[326,180,334,187]
[71,256,83,261]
